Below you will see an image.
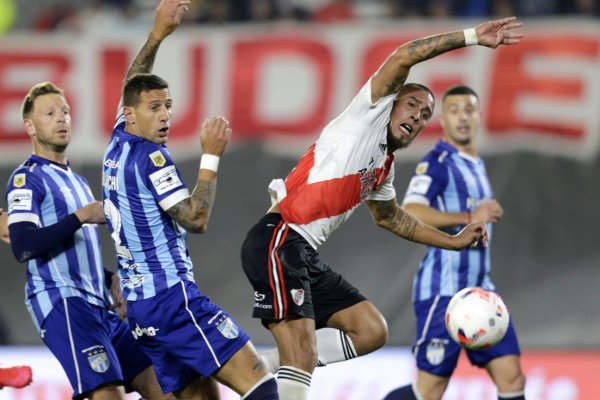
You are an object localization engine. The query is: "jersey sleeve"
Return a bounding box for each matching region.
[402,158,448,206]
[342,78,397,133]
[5,170,45,227]
[367,162,396,202]
[141,146,190,211]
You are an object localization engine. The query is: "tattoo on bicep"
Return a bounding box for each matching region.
[407,32,462,63]
[384,76,406,96]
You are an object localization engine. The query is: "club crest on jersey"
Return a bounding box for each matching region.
[216,317,239,339]
[426,338,447,366]
[415,162,429,175]
[149,151,166,167]
[13,174,26,188]
[86,348,110,373]
[291,289,305,306]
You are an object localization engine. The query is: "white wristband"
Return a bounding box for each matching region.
[463,28,478,46]
[200,154,220,172]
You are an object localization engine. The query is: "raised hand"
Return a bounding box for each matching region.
[151,0,191,41]
[475,16,524,48]
[200,116,231,157]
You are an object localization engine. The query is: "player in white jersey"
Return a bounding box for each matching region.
[242,18,523,399]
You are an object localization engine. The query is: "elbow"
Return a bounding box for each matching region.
[14,249,33,263]
[186,218,209,234]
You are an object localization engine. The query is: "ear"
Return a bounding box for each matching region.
[23,119,36,138]
[123,106,136,124]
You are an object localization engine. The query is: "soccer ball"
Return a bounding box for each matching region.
[445,287,510,350]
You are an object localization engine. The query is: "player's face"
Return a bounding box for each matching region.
[127,89,172,145]
[25,93,71,153]
[440,94,480,146]
[388,88,434,151]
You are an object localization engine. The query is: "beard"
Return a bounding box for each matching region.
[37,134,69,154]
[386,128,413,152]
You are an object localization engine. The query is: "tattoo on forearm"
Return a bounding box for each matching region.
[371,200,417,240]
[166,180,216,232]
[126,36,161,80]
[407,32,463,64]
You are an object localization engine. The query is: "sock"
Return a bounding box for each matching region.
[241,373,278,400]
[381,384,418,400]
[498,390,525,400]
[260,328,357,373]
[277,366,311,400]
[261,348,280,374]
[314,327,357,366]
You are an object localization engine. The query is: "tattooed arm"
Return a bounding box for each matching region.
[370,17,523,103]
[166,116,231,233]
[366,199,488,250]
[124,0,190,82]
[166,175,217,233]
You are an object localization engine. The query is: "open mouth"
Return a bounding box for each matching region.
[158,127,169,136]
[399,123,413,136]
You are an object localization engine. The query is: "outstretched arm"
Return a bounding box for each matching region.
[370,17,523,103]
[165,117,231,233]
[125,0,190,81]
[366,199,488,250]
[403,199,503,229]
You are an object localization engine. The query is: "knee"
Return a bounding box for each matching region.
[356,313,388,354]
[498,371,526,393]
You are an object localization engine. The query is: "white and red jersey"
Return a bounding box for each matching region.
[269,79,397,248]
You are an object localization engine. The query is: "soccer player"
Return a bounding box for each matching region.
[241,18,523,399]
[382,86,526,400]
[4,82,168,400]
[101,1,277,399]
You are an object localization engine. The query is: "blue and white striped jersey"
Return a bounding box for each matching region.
[5,154,110,332]
[102,117,194,301]
[402,140,495,302]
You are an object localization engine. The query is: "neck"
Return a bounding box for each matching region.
[444,137,477,157]
[33,146,67,165]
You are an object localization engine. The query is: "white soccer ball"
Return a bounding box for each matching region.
[445,287,510,350]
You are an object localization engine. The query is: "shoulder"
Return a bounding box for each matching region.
[7,162,43,192]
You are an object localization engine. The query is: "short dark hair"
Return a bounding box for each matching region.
[442,85,478,101]
[122,73,169,107]
[21,82,64,119]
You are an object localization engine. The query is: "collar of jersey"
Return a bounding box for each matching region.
[114,122,154,145]
[27,153,70,171]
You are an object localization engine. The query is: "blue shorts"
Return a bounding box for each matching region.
[412,295,521,377]
[127,280,251,394]
[41,297,153,399]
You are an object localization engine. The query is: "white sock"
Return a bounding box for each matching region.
[277,366,311,400]
[261,348,280,374]
[314,327,357,366]
[260,328,357,373]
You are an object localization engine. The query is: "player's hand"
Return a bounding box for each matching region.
[200,116,231,157]
[151,0,191,41]
[109,273,127,320]
[472,199,504,224]
[75,201,106,225]
[451,222,488,250]
[475,16,524,48]
[0,208,10,245]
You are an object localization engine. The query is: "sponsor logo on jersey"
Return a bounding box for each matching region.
[149,165,183,195]
[291,289,305,306]
[426,338,447,366]
[216,317,239,339]
[149,151,166,167]
[132,323,160,340]
[406,175,432,197]
[122,274,144,289]
[83,345,110,373]
[254,291,266,301]
[13,174,26,188]
[379,143,388,154]
[8,189,33,212]
[416,161,429,175]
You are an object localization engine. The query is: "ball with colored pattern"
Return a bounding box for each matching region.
[445,287,510,350]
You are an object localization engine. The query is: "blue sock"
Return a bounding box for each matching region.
[382,384,417,400]
[242,373,278,400]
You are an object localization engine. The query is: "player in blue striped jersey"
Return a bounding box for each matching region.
[102,1,277,398]
[4,82,168,399]
[383,86,525,400]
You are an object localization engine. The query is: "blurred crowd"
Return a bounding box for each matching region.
[1,0,599,33]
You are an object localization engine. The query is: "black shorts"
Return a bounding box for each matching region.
[241,213,367,329]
